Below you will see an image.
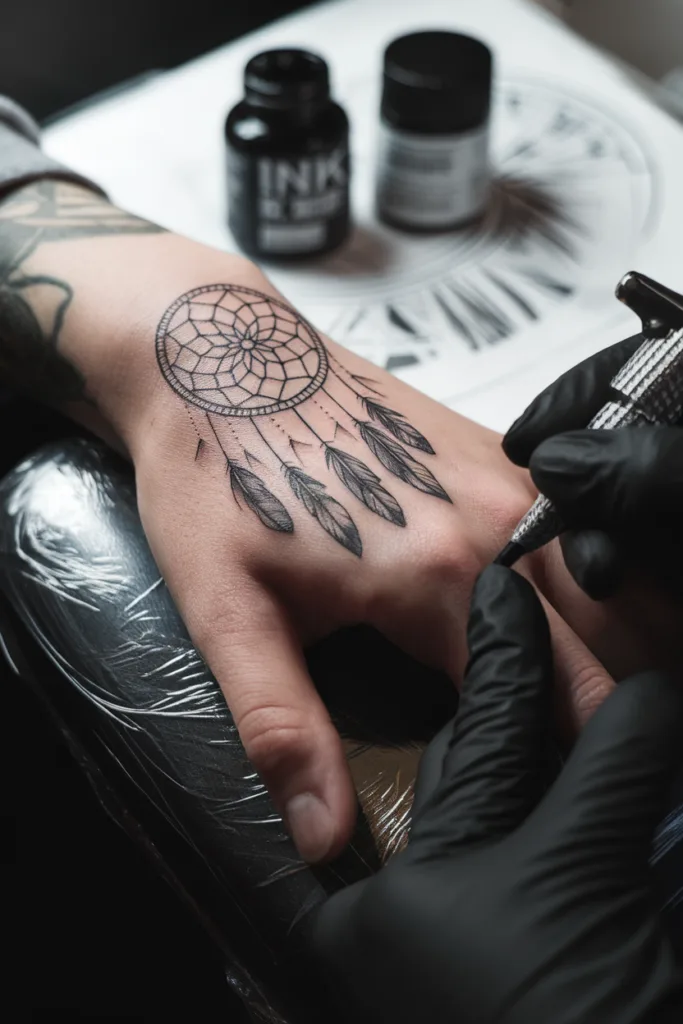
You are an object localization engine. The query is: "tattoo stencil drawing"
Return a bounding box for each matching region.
[156,285,450,556]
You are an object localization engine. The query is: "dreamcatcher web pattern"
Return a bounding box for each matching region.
[156,285,328,417]
[156,283,451,558]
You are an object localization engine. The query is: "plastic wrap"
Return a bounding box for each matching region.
[0,438,457,1022]
[2,439,682,1022]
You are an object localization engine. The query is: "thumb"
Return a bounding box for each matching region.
[528,672,683,877]
[410,720,454,821]
[311,878,367,964]
[410,566,554,850]
[191,582,357,863]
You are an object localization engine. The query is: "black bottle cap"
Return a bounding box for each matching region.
[244,49,331,111]
[382,31,492,134]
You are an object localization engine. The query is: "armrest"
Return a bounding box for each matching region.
[0,437,456,1022]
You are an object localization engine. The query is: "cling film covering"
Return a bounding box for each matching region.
[0,439,456,1021]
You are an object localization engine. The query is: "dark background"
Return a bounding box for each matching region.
[1,3,313,1020]
[0,0,316,122]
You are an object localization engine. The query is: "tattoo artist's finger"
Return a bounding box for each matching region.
[193,587,357,863]
[410,567,553,849]
[311,877,367,972]
[503,334,643,467]
[527,672,683,881]
[514,558,616,730]
[560,529,624,601]
[410,720,454,821]
[530,427,683,531]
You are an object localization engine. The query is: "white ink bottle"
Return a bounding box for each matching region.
[226,49,351,260]
[377,31,493,231]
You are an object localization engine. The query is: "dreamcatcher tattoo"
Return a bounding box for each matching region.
[155,285,450,556]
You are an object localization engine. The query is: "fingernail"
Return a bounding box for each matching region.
[284,792,335,863]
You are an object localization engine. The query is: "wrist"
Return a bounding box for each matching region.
[74,236,265,456]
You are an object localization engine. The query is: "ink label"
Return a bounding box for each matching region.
[377,124,490,229]
[228,142,350,258]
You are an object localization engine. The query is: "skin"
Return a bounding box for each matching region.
[0,180,666,862]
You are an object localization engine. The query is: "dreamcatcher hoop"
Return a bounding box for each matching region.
[155,284,329,417]
[155,281,450,557]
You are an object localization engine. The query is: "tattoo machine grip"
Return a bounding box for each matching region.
[496,272,683,567]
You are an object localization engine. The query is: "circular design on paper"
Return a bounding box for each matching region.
[155,284,329,416]
[265,77,656,384]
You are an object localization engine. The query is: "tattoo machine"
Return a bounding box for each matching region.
[496,271,683,567]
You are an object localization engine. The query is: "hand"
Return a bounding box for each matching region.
[0,181,617,863]
[503,334,683,600]
[313,566,683,1024]
[127,261,609,862]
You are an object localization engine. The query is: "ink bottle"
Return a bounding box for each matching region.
[226,49,351,260]
[376,31,493,231]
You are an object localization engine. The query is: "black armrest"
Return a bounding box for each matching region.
[0,436,456,1022]
[2,434,681,1021]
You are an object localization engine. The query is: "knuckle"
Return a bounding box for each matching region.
[422,525,484,587]
[493,478,538,536]
[434,471,535,572]
[236,702,313,774]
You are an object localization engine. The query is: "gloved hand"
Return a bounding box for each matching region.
[503,334,683,600]
[312,565,683,1024]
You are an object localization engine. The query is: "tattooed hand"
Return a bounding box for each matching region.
[155,284,451,553]
[1,180,661,863]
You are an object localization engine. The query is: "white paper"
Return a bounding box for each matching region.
[44,0,683,431]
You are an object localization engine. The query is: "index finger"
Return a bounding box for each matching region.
[503,333,643,468]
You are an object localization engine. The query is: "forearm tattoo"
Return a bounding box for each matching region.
[0,180,164,405]
[156,285,450,555]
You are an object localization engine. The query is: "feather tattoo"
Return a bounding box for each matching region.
[155,285,451,555]
[285,466,363,556]
[324,446,406,526]
[230,465,294,533]
[362,399,435,454]
[359,422,451,502]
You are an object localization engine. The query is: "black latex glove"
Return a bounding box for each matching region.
[503,334,683,599]
[313,566,683,1024]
